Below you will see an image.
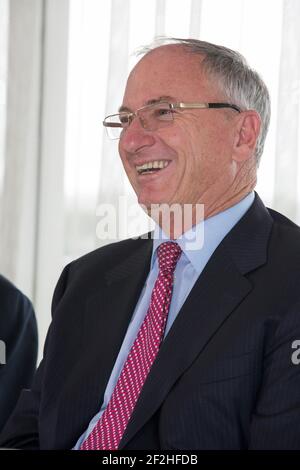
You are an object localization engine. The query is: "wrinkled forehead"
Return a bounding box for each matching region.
[122,45,221,109]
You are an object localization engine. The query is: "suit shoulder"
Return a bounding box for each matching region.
[268,207,300,261]
[51,236,152,313]
[268,207,300,241]
[268,207,300,231]
[68,236,152,275]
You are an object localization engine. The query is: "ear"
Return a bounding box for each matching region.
[233,111,261,162]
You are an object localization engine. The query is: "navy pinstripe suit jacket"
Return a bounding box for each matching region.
[1,193,300,449]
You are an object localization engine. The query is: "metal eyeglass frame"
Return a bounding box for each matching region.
[103,101,242,138]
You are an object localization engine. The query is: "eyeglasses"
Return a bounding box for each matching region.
[103,101,241,139]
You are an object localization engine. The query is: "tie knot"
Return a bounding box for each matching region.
[157,242,182,273]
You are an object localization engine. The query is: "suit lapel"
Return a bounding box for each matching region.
[119,193,273,448]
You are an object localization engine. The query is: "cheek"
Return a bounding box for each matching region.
[184,120,233,171]
[160,121,198,163]
[170,121,232,189]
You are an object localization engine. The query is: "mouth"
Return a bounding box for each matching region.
[135,160,171,176]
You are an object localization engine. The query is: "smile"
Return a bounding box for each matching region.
[135,160,170,175]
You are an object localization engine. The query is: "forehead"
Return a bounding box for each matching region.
[122,45,221,108]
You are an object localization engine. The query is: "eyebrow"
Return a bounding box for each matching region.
[118,96,176,113]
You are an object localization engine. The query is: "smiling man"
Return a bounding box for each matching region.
[1,38,300,450]
[117,44,258,222]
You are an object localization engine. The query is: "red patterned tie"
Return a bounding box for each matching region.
[80,241,182,450]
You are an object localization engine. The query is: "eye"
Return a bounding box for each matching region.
[154,106,174,120]
[119,114,131,127]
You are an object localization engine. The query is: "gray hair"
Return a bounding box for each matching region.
[137,37,271,165]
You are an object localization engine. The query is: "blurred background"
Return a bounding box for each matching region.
[0,0,299,360]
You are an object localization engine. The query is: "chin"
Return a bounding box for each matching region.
[138,200,155,213]
[137,193,166,208]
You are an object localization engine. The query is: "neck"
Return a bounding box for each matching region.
[149,159,257,239]
[152,188,255,240]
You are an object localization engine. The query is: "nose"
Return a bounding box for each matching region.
[119,116,155,153]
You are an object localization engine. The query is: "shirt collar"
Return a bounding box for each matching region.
[151,192,255,274]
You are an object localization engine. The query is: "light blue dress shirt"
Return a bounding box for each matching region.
[73,191,255,449]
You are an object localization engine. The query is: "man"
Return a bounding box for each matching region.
[1,38,300,450]
[0,275,38,432]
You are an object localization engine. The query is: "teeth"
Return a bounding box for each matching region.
[136,160,169,173]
